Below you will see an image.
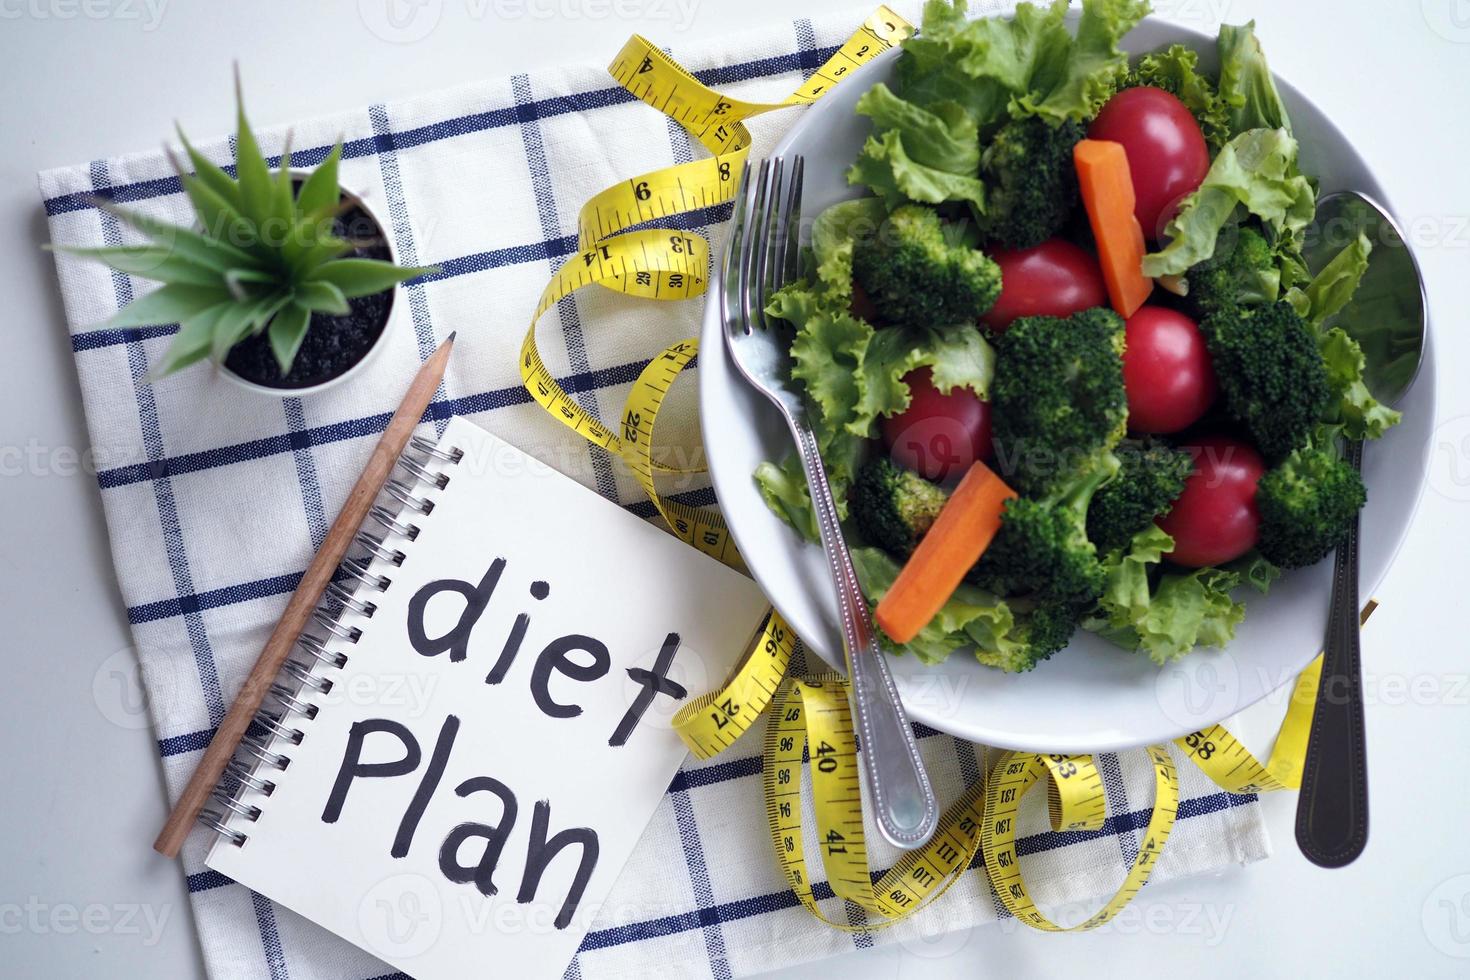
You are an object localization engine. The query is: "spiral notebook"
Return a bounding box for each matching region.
[201,416,768,979]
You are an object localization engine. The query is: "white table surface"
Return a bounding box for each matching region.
[2,1,1468,977]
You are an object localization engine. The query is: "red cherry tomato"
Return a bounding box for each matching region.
[1157,435,1265,568]
[881,367,993,482]
[982,239,1109,332]
[1089,86,1211,239]
[1122,305,1218,434]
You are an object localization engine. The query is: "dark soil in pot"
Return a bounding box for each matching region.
[224,189,395,390]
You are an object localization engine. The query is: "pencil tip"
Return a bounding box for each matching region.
[445,331,457,344]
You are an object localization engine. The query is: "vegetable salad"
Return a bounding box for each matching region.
[755,0,1400,671]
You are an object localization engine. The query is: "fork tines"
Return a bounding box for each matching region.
[724,155,804,337]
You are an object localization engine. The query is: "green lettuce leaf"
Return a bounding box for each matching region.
[854,323,997,429]
[754,456,820,542]
[896,0,1070,130]
[1318,327,1403,440]
[1284,232,1402,440]
[809,196,888,303]
[895,0,1148,128]
[943,0,1071,98]
[1275,238,1312,294]
[1151,569,1248,654]
[1142,128,1316,277]
[848,86,986,212]
[893,0,1017,132]
[1226,552,1282,593]
[1086,526,1250,664]
[851,547,1022,665]
[854,87,981,175]
[1097,524,1174,624]
[769,198,997,441]
[1015,0,1151,123]
[771,281,995,442]
[1291,231,1372,325]
[1217,21,1292,136]
[849,129,990,211]
[846,63,989,210]
[783,299,869,426]
[852,0,1149,207]
[754,418,866,543]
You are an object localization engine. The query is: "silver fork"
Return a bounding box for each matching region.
[721,156,938,850]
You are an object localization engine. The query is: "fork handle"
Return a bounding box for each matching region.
[790,421,939,849]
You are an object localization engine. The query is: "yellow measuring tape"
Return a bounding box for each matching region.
[521,7,1376,934]
[519,5,911,470]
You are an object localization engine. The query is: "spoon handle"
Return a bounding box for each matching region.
[1295,439,1369,868]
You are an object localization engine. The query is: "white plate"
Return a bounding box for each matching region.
[698,15,1437,753]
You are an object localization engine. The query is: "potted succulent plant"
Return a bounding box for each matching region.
[62,77,434,394]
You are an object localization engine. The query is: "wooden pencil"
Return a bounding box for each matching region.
[154,332,456,858]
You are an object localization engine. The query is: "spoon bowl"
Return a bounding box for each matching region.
[1304,191,1428,407]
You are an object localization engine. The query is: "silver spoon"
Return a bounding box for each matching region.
[1294,190,1427,868]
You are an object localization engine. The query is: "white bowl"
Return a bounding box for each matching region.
[698,16,1436,753]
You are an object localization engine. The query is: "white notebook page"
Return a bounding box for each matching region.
[208,416,769,979]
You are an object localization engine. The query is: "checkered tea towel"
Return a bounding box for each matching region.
[39,2,1269,978]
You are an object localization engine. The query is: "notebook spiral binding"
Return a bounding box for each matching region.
[198,435,465,847]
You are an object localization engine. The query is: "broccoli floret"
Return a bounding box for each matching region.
[971,452,1121,603]
[989,308,1129,497]
[850,456,949,557]
[976,599,1086,674]
[1200,301,1331,460]
[852,204,1002,328]
[1086,438,1194,553]
[975,116,1087,250]
[1256,444,1367,569]
[1186,224,1280,319]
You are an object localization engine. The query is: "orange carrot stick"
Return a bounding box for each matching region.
[875,460,1017,645]
[1074,139,1154,319]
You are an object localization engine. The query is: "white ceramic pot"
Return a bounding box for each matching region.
[219,175,401,398]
